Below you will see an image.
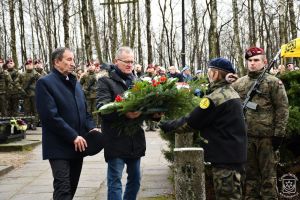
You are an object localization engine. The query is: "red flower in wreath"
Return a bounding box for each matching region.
[160,76,167,83]
[115,95,123,102]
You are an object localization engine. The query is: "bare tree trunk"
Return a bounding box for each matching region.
[248,0,256,46]
[34,0,46,61]
[111,0,118,58]
[50,0,58,48]
[232,0,245,75]
[118,3,126,46]
[18,0,27,63]
[1,0,8,58]
[191,0,200,70]
[89,0,102,63]
[287,0,297,39]
[259,0,272,59]
[8,0,19,68]
[129,2,136,48]
[63,0,70,47]
[45,0,53,66]
[28,0,36,58]
[81,0,92,61]
[158,0,172,65]
[77,0,86,62]
[145,0,153,64]
[208,0,219,59]
[278,0,287,45]
[103,1,109,62]
[137,0,143,66]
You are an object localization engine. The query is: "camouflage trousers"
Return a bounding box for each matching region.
[245,137,279,200]
[0,93,8,116]
[23,96,38,125]
[212,167,242,200]
[86,98,100,126]
[6,94,20,116]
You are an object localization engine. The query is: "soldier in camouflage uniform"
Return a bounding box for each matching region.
[80,62,98,119]
[0,59,13,117]
[160,58,247,200]
[5,59,23,117]
[232,47,289,200]
[34,59,47,77]
[20,59,41,129]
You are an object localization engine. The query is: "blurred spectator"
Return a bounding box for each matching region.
[134,64,143,78]
[167,65,184,82]
[181,66,193,82]
[286,62,295,71]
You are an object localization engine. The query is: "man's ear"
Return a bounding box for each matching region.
[264,59,268,65]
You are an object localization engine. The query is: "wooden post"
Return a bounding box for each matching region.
[174,147,205,200]
[175,132,193,147]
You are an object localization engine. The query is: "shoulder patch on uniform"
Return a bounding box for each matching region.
[199,97,210,109]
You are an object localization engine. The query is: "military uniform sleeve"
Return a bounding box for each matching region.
[271,78,289,137]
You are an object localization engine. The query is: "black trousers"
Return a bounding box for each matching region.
[49,158,83,200]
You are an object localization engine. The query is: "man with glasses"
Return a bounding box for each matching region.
[96,46,161,200]
[231,47,289,199]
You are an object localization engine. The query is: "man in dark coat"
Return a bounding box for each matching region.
[96,46,161,200]
[35,47,100,200]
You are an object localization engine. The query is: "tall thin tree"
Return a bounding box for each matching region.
[8,0,19,68]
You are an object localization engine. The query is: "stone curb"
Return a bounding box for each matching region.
[0,165,14,176]
[0,140,41,152]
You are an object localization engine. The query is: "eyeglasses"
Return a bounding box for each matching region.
[118,59,135,65]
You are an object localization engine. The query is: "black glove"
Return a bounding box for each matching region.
[158,117,186,133]
[272,136,284,151]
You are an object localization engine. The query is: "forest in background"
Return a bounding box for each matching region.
[0,0,299,75]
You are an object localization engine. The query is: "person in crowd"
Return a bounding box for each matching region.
[80,62,98,121]
[34,59,47,77]
[0,58,13,117]
[181,66,193,82]
[286,62,295,71]
[96,46,161,200]
[134,64,143,78]
[5,58,23,116]
[231,47,289,199]
[19,59,41,129]
[167,65,184,82]
[159,58,247,200]
[36,47,100,200]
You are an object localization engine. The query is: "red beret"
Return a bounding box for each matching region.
[25,59,33,65]
[245,47,265,60]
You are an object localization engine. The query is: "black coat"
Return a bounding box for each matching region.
[96,66,146,161]
[36,68,95,160]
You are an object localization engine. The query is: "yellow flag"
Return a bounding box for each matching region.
[281,38,300,58]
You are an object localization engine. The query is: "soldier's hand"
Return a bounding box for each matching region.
[74,136,87,152]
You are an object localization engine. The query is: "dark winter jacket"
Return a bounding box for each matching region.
[96,65,146,161]
[36,68,95,159]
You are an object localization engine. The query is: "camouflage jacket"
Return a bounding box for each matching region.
[0,70,13,94]
[80,71,97,99]
[232,71,289,137]
[20,69,41,96]
[7,68,22,95]
[35,68,47,77]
